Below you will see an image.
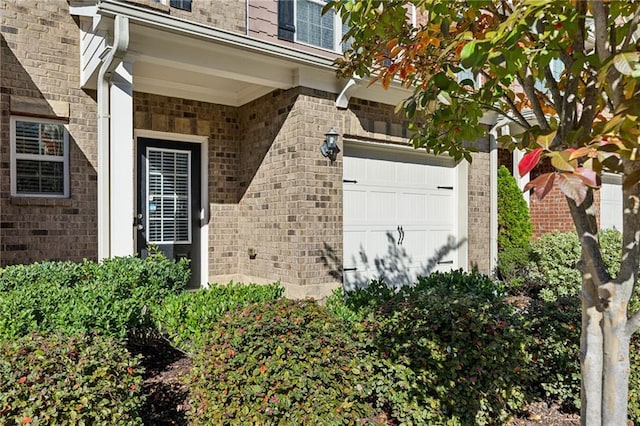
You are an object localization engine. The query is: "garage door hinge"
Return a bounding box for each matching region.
[343,267,357,272]
[437,260,454,265]
[437,186,454,190]
[343,179,358,184]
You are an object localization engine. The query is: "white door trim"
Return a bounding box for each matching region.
[134,129,209,288]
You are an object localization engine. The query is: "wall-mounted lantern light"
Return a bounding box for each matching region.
[320,128,340,163]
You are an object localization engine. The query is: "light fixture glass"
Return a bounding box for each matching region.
[320,128,340,162]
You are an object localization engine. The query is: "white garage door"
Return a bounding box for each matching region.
[600,175,622,231]
[343,143,461,290]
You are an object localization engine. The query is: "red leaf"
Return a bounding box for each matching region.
[518,148,543,177]
[575,167,599,188]
[524,172,556,201]
[558,173,588,206]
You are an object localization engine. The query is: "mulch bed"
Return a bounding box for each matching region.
[128,339,192,426]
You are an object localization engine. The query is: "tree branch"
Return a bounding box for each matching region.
[591,0,611,63]
[516,71,550,131]
[626,310,640,336]
[577,69,599,134]
[543,64,562,111]
[621,6,640,52]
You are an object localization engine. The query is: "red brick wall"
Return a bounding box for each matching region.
[528,159,601,238]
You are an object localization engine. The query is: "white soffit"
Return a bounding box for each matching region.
[85,0,412,107]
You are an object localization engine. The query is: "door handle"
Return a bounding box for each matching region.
[397,226,405,245]
[133,213,144,231]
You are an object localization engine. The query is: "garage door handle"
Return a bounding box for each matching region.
[437,186,454,190]
[397,226,405,245]
[343,179,358,184]
[437,260,454,265]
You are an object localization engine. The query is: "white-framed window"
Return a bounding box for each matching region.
[295,0,349,52]
[10,116,69,198]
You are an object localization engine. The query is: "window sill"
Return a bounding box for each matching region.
[10,196,73,207]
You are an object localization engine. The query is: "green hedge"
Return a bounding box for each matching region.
[0,332,144,425]
[152,282,284,352]
[497,165,533,251]
[187,299,379,425]
[0,254,190,340]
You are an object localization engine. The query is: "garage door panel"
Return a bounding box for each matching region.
[402,228,427,258]
[399,192,427,222]
[427,166,455,188]
[428,193,455,226]
[367,159,396,184]
[368,191,396,222]
[343,156,366,181]
[343,188,366,223]
[427,230,458,271]
[343,230,367,269]
[397,162,427,186]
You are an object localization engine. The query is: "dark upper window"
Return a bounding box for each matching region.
[169,0,192,11]
[278,0,350,52]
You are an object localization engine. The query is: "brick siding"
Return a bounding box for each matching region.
[1,0,98,266]
[123,0,246,33]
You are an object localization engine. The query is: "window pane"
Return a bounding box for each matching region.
[15,121,64,156]
[16,159,64,194]
[297,0,335,50]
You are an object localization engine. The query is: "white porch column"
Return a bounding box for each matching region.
[512,148,531,206]
[109,61,135,256]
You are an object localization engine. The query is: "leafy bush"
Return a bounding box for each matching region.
[0,260,95,292]
[497,165,533,250]
[528,229,624,302]
[360,271,532,425]
[496,246,535,293]
[152,282,284,352]
[526,297,581,410]
[187,299,380,425]
[0,332,144,425]
[0,254,189,340]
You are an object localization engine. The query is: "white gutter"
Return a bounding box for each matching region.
[97,14,129,260]
[245,0,249,36]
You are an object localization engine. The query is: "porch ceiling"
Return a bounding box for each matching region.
[76,0,410,108]
[127,23,296,107]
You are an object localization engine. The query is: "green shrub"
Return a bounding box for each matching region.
[360,271,532,425]
[497,165,533,251]
[526,297,581,411]
[0,260,95,292]
[528,229,624,302]
[496,246,535,294]
[0,332,144,425]
[152,282,284,352]
[324,287,363,323]
[0,254,189,340]
[187,299,380,425]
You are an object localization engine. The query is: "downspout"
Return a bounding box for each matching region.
[97,14,130,260]
[245,0,249,35]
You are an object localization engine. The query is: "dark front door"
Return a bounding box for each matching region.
[136,138,201,287]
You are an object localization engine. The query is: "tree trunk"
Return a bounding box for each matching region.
[581,291,604,426]
[602,301,630,426]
